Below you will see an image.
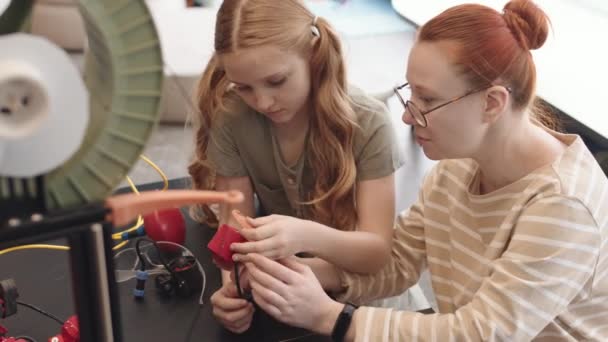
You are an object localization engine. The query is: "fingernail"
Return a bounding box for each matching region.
[233,255,239,262]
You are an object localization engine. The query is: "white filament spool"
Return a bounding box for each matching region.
[0,0,9,14]
[0,59,49,139]
[0,33,88,177]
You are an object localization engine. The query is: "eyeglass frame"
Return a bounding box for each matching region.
[393,82,512,127]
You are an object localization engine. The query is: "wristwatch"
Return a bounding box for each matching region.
[331,302,358,342]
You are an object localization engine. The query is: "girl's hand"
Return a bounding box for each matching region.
[210,277,255,334]
[231,215,314,260]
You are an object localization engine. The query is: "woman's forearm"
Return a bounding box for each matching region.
[305,222,391,274]
[298,257,342,291]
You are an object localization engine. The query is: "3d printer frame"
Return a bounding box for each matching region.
[0,177,122,342]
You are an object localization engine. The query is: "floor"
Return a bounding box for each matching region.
[123,5,439,310]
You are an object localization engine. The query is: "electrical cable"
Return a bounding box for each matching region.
[16,301,63,326]
[183,303,203,342]
[15,337,37,342]
[0,244,69,256]
[135,238,174,277]
[135,238,149,272]
[112,240,129,251]
[234,262,247,300]
[114,241,207,306]
[111,152,170,240]
[139,155,169,191]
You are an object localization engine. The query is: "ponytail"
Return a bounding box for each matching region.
[304,17,359,230]
[188,53,230,226]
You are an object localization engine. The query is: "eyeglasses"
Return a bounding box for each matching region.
[393,82,511,127]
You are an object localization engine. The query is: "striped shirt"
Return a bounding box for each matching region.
[335,132,608,341]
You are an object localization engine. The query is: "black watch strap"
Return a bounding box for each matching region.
[331,302,358,342]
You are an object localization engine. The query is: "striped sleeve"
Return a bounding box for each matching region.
[348,196,600,341]
[333,190,428,304]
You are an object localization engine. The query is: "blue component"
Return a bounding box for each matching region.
[133,270,148,298]
[136,270,149,280]
[121,226,147,241]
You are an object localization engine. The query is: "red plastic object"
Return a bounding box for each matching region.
[0,325,27,342]
[144,208,186,250]
[48,315,78,342]
[207,224,247,269]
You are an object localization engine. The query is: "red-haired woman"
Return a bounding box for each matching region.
[240,1,608,340]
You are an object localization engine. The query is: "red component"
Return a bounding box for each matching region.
[0,325,28,342]
[48,315,79,342]
[207,224,247,269]
[143,208,186,250]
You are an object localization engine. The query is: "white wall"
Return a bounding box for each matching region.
[392,0,608,141]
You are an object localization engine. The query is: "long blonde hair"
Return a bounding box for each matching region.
[188,0,359,229]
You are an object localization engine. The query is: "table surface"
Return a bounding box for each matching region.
[391,0,608,146]
[0,177,329,342]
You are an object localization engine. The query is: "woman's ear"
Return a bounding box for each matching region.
[482,86,510,123]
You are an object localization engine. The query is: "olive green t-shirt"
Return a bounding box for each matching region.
[207,87,405,218]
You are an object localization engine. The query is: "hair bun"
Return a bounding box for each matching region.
[502,0,549,50]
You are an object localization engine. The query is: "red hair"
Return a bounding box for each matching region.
[189,0,358,229]
[419,0,556,126]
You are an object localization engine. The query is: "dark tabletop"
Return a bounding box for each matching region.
[0,177,329,342]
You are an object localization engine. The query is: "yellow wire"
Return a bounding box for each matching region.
[139,154,169,191]
[0,244,70,256]
[0,154,168,256]
[126,175,141,195]
[111,155,168,239]
[0,241,130,254]
[112,240,129,250]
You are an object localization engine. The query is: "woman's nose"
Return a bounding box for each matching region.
[402,108,416,126]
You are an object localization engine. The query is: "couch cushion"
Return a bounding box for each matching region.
[37,0,75,5]
[31,1,86,51]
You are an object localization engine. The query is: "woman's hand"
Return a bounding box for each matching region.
[241,253,344,335]
[231,215,315,260]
